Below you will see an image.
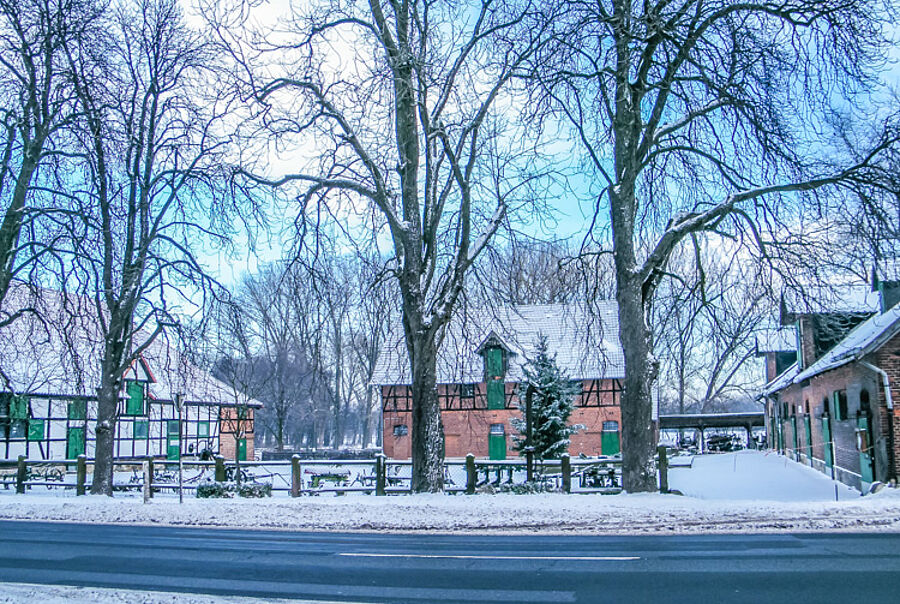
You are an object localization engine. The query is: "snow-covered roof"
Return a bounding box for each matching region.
[781,284,880,318]
[755,327,796,354]
[371,302,623,385]
[765,301,900,394]
[0,283,262,408]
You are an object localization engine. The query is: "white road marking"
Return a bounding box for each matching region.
[338,553,640,561]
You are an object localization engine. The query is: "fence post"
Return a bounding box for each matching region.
[215,455,226,482]
[142,460,151,503]
[375,454,386,496]
[148,457,155,498]
[76,455,86,496]
[561,454,571,493]
[465,454,476,494]
[658,445,669,493]
[16,455,26,494]
[291,454,301,497]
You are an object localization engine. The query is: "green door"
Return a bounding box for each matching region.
[822,417,834,468]
[166,420,180,460]
[237,438,247,461]
[601,421,620,455]
[858,415,875,485]
[66,427,85,459]
[488,424,506,460]
[791,416,799,461]
[804,416,813,464]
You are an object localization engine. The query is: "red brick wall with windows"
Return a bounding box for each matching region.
[382,379,622,459]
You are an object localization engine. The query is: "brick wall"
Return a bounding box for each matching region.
[382,379,622,459]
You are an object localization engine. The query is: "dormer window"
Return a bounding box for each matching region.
[484,346,506,410]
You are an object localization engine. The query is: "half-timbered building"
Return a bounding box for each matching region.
[0,285,261,462]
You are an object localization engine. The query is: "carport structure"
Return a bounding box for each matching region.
[660,412,765,452]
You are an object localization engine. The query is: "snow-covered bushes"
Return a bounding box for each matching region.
[196,480,272,499]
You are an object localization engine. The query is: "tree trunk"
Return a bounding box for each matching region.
[0,152,40,302]
[610,178,658,493]
[90,375,119,496]
[408,334,444,492]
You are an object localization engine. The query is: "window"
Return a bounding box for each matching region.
[490,423,505,436]
[393,424,408,437]
[9,420,26,439]
[860,389,871,414]
[602,421,619,431]
[460,383,475,398]
[134,420,149,439]
[68,400,86,420]
[125,381,145,415]
[833,390,848,421]
[27,419,45,441]
[198,421,210,438]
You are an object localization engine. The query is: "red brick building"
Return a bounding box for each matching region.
[373,303,626,460]
[760,281,900,491]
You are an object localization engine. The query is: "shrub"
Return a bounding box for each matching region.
[238,482,272,498]
[196,480,234,498]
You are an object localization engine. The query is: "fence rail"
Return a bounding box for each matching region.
[1,451,647,497]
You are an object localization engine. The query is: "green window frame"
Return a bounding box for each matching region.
[197,421,210,438]
[68,400,86,420]
[27,419,45,441]
[833,391,848,421]
[134,419,149,439]
[167,420,180,438]
[125,381,145,415]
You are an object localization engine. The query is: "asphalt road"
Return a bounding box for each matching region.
[0,521,898,603]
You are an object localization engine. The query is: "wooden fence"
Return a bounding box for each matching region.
[0,450,664,497]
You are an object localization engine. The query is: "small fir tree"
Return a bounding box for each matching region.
[512,335,583,461]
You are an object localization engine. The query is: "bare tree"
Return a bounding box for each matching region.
[209,0,555,490]
[0,0,100,328]
[654,249,770,414]
[535,0,900,491]
[60,0,227,495]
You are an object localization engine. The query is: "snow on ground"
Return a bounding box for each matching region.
[0,451,897,535]
[0,582,332,604]
[667,450,860,501]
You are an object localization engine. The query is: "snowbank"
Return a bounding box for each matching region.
[0,452,896,534]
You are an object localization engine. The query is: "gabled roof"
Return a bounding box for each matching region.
[371,302,623,385]
[755,327,796,355]
[780,284,879,323]
[765,301,900,394]
[0,283,262,408]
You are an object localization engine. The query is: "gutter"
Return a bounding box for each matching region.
[859,361,893,410]
[859,360,896,482]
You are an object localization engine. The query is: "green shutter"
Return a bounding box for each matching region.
[858,415,875,485]
[486,347,504,378]
[27,419,45,441]
[134,420,149,439]
[487,380,505,410]
[66,427,85,458]
[10,395,28,420]
[167,420,180,460]
[197,421,209,438]
[68,400,86,420]
[125,381,145,415]
[822,417,834,468]
[804,416,813,463]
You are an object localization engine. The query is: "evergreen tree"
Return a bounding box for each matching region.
[512,335,583,461]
